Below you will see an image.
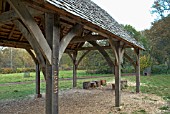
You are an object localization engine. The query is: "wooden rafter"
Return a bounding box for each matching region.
[8,25,15,39]
[19,35,24,41]
[0,38,31,48]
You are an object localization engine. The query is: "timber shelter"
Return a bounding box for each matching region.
[0,0,144,114]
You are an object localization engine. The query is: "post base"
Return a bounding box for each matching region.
[35,94,42,98]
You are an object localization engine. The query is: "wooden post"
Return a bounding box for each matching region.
[114,49,121,107]
[109,39,124,107]
[52,14,60,114]
[36,62,42,98]
[46,63,52,114]
[68,50,90,88]
[73,51,78,88]
[25,49,42,98]
[45,13,53,114]
[135,49,140,93]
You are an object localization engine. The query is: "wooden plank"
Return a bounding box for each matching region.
[7,0,52,64]
[52,14,60,114]
[59,24,83,61]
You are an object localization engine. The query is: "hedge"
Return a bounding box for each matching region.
[0,68,35,74]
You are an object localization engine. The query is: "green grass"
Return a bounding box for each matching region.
[1,71,170,102]
[0,72,44,84]
[0,70,112,84]
[123,74,170,101]
[0,70,113,100]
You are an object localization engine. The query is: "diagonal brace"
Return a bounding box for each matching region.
[7,0,52,64]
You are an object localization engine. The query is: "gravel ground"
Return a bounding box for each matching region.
[0,84,168,114]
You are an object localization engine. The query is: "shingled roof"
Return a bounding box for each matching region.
[46,0,144,49]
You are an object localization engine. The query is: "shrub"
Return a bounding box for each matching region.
[140,55,152,72]
[122,66,135,73]
[151,64,168,74]
[1,68,14,74]
[0,68,35,74]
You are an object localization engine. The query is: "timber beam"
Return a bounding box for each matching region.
[26,49,37,64]
[59,24,83,61]
[13,20,46,76]
[88,41,114,73]
[26,49,46,78]
[71,35,107,43]
[77,46,111,51]
[7,0,52,64]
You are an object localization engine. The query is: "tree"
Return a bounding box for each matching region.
[0,48,35,69]
[145,15,170,72]
[152,0,170,17]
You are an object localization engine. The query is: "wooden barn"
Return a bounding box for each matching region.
[0,0,144,114]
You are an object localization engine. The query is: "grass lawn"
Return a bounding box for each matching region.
[123,74,170,101]
[1,71,170,102]
[0,70,112,84]
[0,70,113,100]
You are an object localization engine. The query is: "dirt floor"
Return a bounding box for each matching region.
[0,83,169,114]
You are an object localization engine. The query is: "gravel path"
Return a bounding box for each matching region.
[0,84,168,114]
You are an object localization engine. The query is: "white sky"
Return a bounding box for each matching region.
[91,0,155,31]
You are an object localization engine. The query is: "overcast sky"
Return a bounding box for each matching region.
[91,0,156,31]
